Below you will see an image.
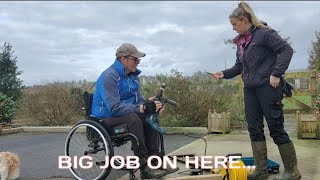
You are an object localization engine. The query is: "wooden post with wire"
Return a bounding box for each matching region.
[309,71,318,109]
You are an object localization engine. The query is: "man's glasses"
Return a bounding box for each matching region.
[126,56,141,63]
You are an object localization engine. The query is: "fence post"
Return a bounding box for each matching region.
[310,71,317,108]
[222,111,226,134]
[317,113,320,139]
[296,110,302,139]
[208,109,212,133]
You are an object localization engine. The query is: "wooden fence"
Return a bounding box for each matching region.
[237,70,319,114]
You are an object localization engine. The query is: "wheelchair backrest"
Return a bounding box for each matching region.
[83,91,94,120]
[82,91,130,136]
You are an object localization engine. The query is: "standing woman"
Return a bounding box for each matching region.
[212,2,301,180]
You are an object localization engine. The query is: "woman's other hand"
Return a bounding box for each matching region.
[270,75,280,88]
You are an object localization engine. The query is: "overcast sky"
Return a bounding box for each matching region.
[1,1,319,86]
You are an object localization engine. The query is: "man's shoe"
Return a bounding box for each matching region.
[161,166,179,174]
[140,166,167,179]
[151,158,179,175]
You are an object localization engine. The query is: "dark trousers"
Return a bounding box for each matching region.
[99,113,160,159]
[244,82,291,145]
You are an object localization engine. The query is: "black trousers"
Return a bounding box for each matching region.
[99,113,160,159]
[244,82,291,145]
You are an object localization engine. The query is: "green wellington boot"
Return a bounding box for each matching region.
[273,142,301,180]
[247,141,268,180]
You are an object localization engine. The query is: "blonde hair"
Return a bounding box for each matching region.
[230,1,270,29]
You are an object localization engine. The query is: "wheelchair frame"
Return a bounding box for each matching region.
[64,91,165,180]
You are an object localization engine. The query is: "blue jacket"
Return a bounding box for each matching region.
[222,26,293,87]
[90,59,145,118]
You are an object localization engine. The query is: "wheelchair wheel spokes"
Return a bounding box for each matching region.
[65,120,113,180]
[113,139,135,168]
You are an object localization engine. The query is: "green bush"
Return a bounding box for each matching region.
[141,70,243,127]
[14,71,245,128]
[70,87,85,114]
[0,92,15,123]
[15,83,84,126]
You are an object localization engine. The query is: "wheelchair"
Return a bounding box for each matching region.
[64,91,166,180]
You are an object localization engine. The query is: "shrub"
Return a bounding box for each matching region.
[0,42,24,102]
[141,70,243,127]
[0,92,15,123]
[70,87,85,114]
[15,71,245,128]
[16,83,84,126]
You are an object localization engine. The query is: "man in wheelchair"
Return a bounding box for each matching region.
[89,43,177,179]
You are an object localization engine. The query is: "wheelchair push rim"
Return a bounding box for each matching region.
[64,120,113,180]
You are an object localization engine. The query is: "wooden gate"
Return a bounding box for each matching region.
[237,70,319,114]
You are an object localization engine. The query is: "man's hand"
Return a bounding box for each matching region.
[154,101,164,113]
[140,97,156,113]
[143,100,156,114]
[158,104,165,115]
[148,96,163,112]
[141,100,164,114]
[213,72,224,79]
[139,104,144,113]
[270,75,280,88]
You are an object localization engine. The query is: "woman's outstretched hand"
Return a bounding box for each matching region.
[212,71,224,79]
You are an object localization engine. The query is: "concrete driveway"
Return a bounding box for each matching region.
[1,114,318,180]
[157,114,320,180]
[0,132,200,180]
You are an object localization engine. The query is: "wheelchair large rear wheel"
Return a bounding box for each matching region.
[65,120,113,180]
[112,136,136,168]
